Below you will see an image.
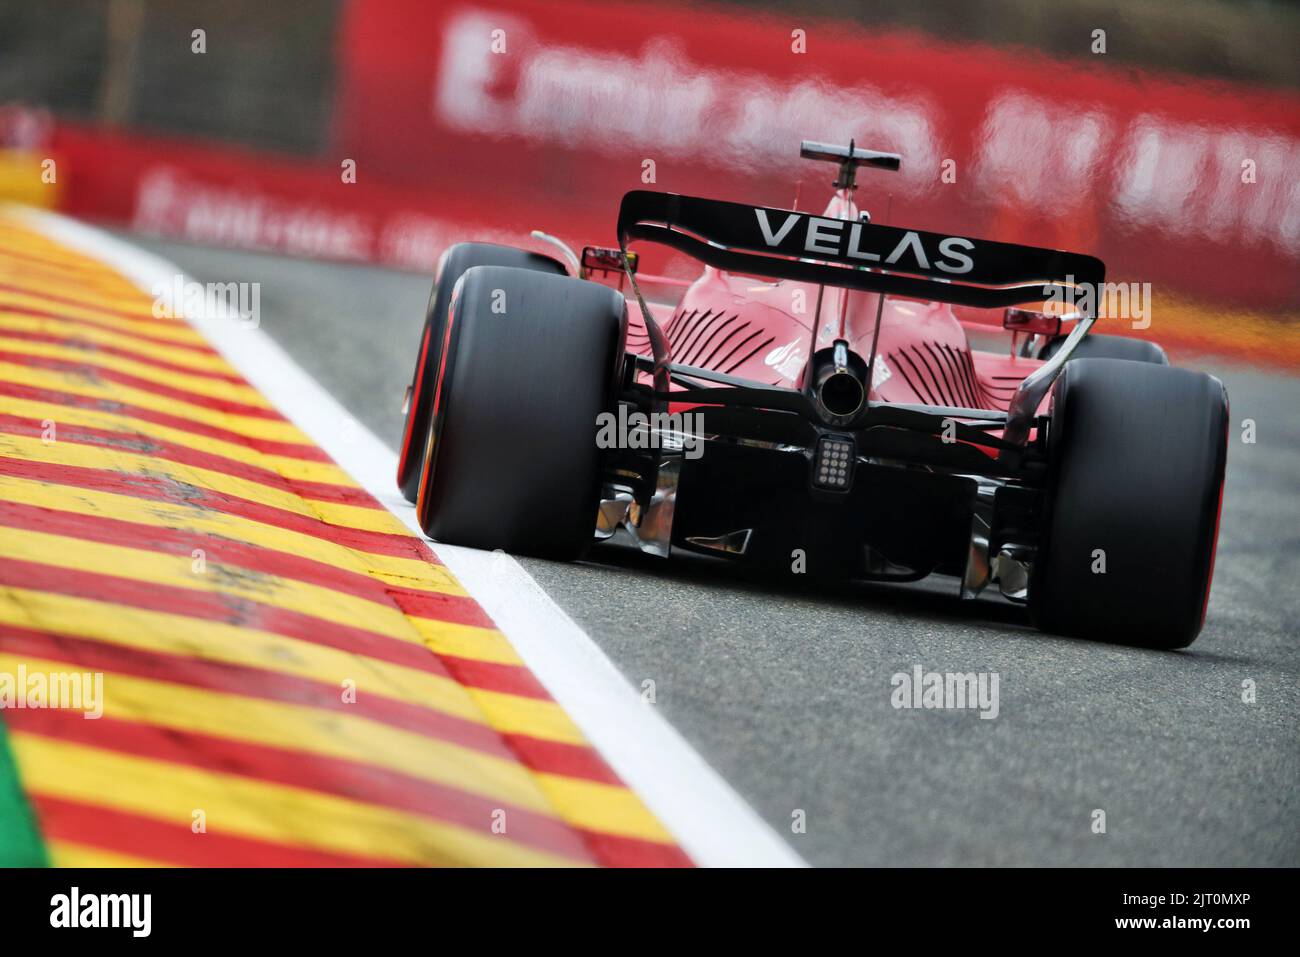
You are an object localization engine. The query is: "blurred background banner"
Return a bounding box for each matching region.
[2,0,1297,313]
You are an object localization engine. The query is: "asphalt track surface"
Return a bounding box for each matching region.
[128,234,1299,867]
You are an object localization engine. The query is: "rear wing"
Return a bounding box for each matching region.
[616,189,1107,451]
[616,190,1104,310]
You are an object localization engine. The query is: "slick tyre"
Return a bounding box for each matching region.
[414,265,626,560]
[1030,358,1228,649]
[396,243,564,503]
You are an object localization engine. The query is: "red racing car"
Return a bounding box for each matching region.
[397,141,1228,649]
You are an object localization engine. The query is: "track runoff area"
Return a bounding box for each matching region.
[0,209,1285,936]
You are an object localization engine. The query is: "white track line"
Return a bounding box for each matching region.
[18,208,806,868]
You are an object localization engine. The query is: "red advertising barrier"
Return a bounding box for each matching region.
[26,0,1300,316]
[336,0,1300,308]
[48,124,565,270]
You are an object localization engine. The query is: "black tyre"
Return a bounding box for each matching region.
[1039,332,1168,365]
[1030,358,1228,649]
[415,265,626,559]
[396,243,564,503]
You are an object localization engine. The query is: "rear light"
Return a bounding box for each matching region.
[813,434,855,491]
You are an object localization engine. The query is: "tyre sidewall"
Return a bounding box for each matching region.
[397,243,564,502]
[417,266,627,559]
[1031,358,1228,648]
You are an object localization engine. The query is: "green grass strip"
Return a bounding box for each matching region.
[0,715,49,867]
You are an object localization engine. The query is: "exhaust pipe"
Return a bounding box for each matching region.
[810,340,867,426]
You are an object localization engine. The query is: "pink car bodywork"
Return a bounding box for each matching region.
[616,186,1049,448]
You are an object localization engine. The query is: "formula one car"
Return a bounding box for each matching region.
[397,141,1228,649]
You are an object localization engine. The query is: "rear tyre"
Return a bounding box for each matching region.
[415,265,626,559]
[1030,358,1228,649]
[396,243,564,503]
[1039,332,1168,365]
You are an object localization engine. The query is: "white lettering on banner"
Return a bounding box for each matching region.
[134,168,373,260]
[1112,115,1300,251]
[434,11,941,185]
[434,11,526,132]
[435,11,1300,261]
[133,168,524,270]
[975,93,1300,254]
[974,92,1112,208]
